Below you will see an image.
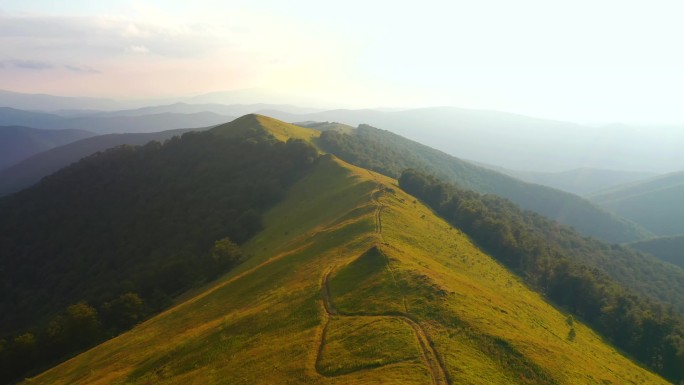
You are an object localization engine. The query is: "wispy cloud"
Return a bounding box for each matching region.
[127,45,149,54]
[64,64,100,74]
[0,59,54,70]
[0,59,99,74]
[0,7,358,101]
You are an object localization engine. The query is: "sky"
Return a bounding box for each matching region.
[1,0,684,124]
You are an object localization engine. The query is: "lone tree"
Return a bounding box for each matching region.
[211,237,242,269]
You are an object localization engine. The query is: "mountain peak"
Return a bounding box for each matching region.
[210,114,319,143]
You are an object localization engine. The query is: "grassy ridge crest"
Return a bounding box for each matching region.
[25,155,669,384]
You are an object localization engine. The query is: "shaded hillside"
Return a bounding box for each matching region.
[590,171,684,236]
[264,107,684,172]
[0,107,234,134]
[479,166,657,196]
[0,108,63,129]
[0,128,204,197]
[0,126,94,170]
[400,169,684,382]
[315,124,651,243]
[23,156,668,385]
[631,236,684,269]
[0,116,318,383]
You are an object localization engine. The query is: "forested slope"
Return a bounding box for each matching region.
[0,115,318,383]
[315,124,651,243]
[400,169,684,382]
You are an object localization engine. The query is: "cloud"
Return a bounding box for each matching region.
[0,59,54,70]
[0,14,231,59]
[64,65,100,74]
[127,45,149,54]
[0,9,359,100]
[0,59,99,74]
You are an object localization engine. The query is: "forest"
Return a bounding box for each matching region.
[399,169,684,383]
[0,130,319,383]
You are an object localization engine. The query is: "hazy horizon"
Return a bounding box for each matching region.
[2,1,684,125]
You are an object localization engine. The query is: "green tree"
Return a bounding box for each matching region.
[101,293,145,332]
[64,302,101,347]
[211,237,242,269]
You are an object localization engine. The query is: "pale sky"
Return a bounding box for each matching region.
[1,0,684,123]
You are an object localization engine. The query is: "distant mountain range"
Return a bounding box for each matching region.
[4,88,683,173]
[78,102,322,118]
[474,165,658,196]
[0,107,234,135]
[630,235,684,268]
[261,108,684,173]
[0,126,95,171]
[310,123,652,243]
[0,88,329,113]
[590,171,684,236]
[0,128,206,196]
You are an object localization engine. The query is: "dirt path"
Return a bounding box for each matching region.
[314,173,449,383]
[372,189,385,235]
[316,269,449,385]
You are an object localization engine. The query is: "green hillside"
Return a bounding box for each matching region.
[24,155,669,384]
[631,235,684,268]
[590,171,684,236]
[400,169,684,381]
[212,113,319,142]
[313,124,651,243]
[0,116,320,383]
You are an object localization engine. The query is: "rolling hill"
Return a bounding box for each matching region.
[0,88,324,115]
[0,89,134,111]
[590,171,684,236]
[630,236,684,268]
[0,128,204,197]
[0,126,94,171]
[263,107,684,173]
[87,102,322,118]
[22,151,670,385]
[477,166,657,196]
[0,107,234,134]
[310,123,651,243]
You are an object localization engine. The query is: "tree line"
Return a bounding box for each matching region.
[0,129,319,383]
[399,169,684,383]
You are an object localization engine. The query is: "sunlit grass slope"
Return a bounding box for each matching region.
[211,113,320,143]
[25,151,669,385]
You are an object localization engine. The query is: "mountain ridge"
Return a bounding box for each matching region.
[0,125,95,171]
[590,170,684,236]
[0,106,235,134]
[313,123,652,243]
[22,153,669,384]
[0,127,202,196]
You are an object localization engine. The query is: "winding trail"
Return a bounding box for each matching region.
[315,173,450,385]
[317,269,450,385]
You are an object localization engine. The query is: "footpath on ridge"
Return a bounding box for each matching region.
[314,172,450,385]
